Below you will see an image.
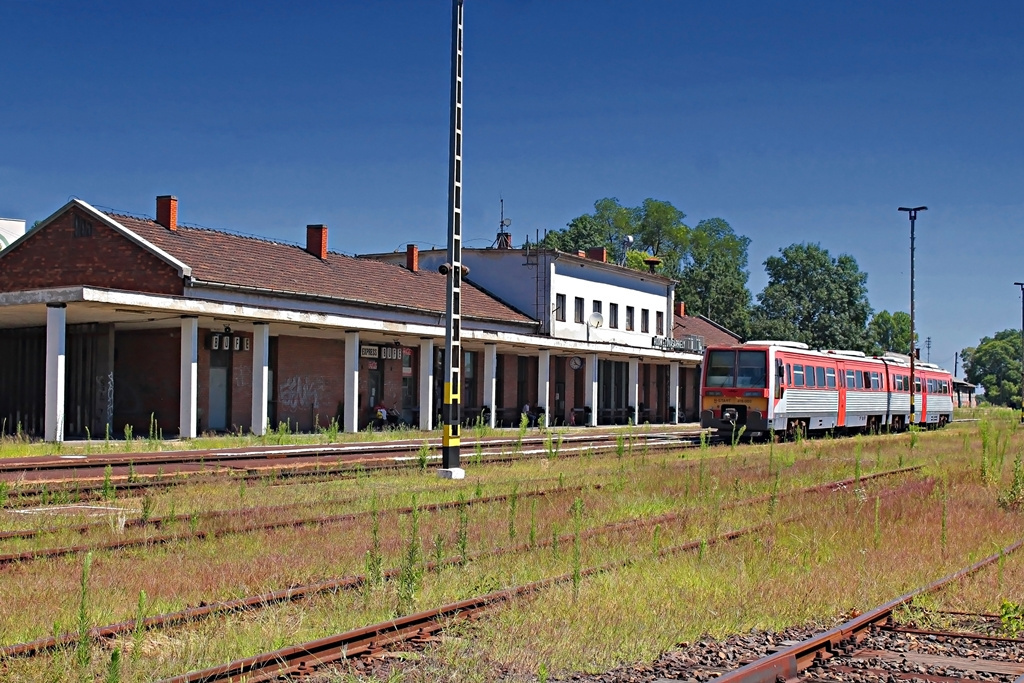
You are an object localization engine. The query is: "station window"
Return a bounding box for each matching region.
[574,297,584,323]
[555,294,566,322]
[825,368,836,388]
[793,364,805,387]
[593,300,602,314]
[641,309,649,333]
[609,303,619,328]
[626,306,635,331]
[656,311,664,336]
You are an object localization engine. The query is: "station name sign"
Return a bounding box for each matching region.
[652,336,703,353]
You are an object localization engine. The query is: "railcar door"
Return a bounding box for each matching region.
[836,361,847,428]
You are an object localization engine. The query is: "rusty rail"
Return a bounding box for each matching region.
[157,518,782,683]
[0,484,592,568]
[0,467,926,660]
[704,539,1024,683]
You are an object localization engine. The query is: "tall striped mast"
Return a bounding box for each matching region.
[440,0,464,477]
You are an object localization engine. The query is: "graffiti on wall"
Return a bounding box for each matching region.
[278,375,325,411]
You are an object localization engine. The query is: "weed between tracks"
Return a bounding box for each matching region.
[1,410,1023,681]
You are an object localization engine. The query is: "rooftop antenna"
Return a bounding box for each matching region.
[617,234,634,266]
[494,197,512,249]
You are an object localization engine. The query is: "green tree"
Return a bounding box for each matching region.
[538,214,608,253]
[542,198,689,277]
[748,243,872,350]
[675,218,752,336]
[866,310,914,355]
[963,330,1022,407]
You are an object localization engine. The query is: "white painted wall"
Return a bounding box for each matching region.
[366,248,675,351]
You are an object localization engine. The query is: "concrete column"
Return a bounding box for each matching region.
[419,338,435,431]
[628,358,640,425]
[538,349,551,428]
[585,353,598,427]
[669,361,680,424]
[179,316,198,439]
[44,304,67,442]
[344,330,360,433]
[251,323,270,436]
[483,343,497,428]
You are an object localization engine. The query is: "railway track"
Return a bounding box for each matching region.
[0,467,922,662]
[655,541,1024,683]
[0,429,709,505]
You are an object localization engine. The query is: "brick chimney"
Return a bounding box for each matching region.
[156,195,177,231]
[586,247,607,263]
[306,224,328,260]
[406,244,419,272]
[675,301,685,318]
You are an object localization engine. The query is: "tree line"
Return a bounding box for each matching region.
[539,197,914,356]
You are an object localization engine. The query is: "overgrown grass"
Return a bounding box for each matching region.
[2,417,1021,681]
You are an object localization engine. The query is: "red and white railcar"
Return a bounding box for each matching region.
[700,341,953,438]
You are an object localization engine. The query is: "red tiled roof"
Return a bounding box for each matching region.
[107,214,535,325]
[674,314,741,348]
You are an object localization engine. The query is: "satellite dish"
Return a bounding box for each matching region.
[588,312,604,328]
[501,218,512,227]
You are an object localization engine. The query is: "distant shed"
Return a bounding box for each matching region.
[953,377,976,408]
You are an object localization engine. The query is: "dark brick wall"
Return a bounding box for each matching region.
[275,335,346,432]
[0,207,183,295]
[114,328,180,435]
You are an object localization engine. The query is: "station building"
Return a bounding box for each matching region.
[0,196,720,442]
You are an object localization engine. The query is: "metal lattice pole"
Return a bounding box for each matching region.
[441,0,464,473]
[899,206,926,428]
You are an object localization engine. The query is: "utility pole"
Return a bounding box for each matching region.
[439,0,465,479]
[899,206,926,429]
[1015,283,1024,423]
[925,336,931,363]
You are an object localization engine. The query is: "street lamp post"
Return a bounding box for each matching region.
[1015,282,1024,423]
[898,206,927,429]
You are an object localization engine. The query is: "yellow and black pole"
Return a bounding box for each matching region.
[440,0,465,479]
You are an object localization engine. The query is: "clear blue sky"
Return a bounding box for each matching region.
[3,0,1023,373]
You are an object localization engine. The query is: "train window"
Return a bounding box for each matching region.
[737,351,767,388]
[871,372,880,390]
[928,379,935,393]
[915,377,922,393]
[705,350,735,387]
[786,364,792,385]
[805,366,816,387]
[826,368,836,388]
[793,365,804,386]
[894,375,904,391]
[854,371,863,389]
[846,370,856,387]
[816,366,826,387]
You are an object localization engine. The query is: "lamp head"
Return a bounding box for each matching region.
[898,206,928,213]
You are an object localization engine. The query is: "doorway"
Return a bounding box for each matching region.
[208,346,231,431]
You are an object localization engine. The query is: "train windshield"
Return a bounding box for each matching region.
[705,350,767,389]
